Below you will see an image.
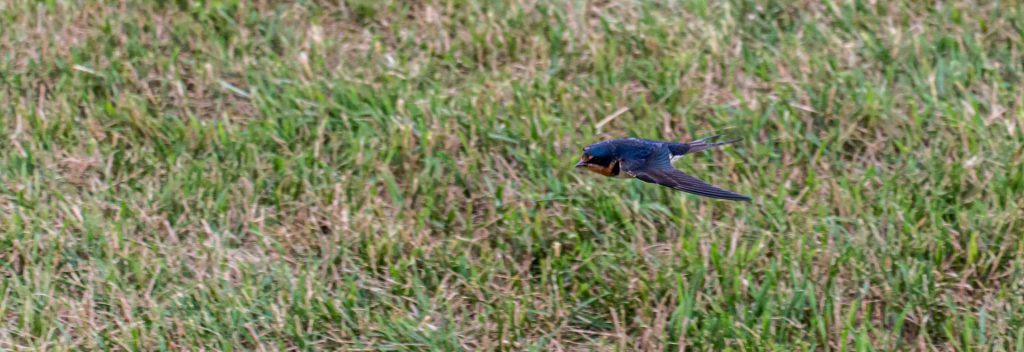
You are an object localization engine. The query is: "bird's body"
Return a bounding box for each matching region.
[575,136,751,201]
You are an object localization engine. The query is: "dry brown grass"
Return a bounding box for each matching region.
[2,0,1024,350]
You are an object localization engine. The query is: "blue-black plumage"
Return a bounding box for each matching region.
[575,136,750,201]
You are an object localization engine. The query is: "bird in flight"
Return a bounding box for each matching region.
[575,135,751,201]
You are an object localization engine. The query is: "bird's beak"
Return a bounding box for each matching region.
[575,160,587,168]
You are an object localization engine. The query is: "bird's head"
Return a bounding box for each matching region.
[575,143,619,176]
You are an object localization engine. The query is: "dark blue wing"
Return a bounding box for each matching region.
[621,147,751,201]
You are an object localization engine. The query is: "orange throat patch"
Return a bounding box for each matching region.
[585,160,619,177]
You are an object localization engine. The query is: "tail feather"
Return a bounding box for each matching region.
[682,134,741,154]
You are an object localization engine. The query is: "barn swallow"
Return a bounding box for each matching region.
[575,135,751,201]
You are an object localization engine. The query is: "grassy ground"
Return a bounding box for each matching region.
[2,0,1024,350]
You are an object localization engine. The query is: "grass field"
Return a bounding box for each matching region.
[2,0,1024,350]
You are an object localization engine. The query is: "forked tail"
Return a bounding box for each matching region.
[682,134,741,154]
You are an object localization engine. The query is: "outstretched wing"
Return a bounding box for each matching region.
[621,147,751,201]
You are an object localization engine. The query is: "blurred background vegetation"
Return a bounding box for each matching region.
[2,0,1023,350]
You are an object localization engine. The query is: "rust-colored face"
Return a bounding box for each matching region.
[575,154,619,177]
